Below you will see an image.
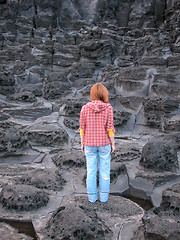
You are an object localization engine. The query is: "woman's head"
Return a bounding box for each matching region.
[90,83,109,103]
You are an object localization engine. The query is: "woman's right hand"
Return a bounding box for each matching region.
[81,144,84,153]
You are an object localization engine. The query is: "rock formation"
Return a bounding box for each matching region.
[0,0,180,239]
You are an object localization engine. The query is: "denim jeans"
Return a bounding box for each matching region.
[84,144,111,203]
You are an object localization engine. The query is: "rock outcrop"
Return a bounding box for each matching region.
[0,0,180,239]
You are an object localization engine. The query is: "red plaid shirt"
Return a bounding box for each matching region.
[79,100,115,146]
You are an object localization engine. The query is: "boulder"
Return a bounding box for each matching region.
[140,137,178,172]
[16,169,66,191]
[25,122,69,147]
[0,222,33,240]
[0,184,49,211]
[52,150,85,169]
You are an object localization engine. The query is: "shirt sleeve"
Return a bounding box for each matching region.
[107,106,115,134]
[108,128,114,137]
[79,106,86,134]
[79,128,84,136]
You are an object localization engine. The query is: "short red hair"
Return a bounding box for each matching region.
[90,83,109,103]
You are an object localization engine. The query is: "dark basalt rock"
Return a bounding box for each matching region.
[0,0,180,239]
[113,110,131,127]
[140,137,178,172]
[142,184,180,240]
[0,73,15,95]
[43,81,72,100]
[6,91,37,103]
[0,123,27,152]
[2,102,52,121]
[43,204,112,240]
[63,117,79,130]
[112,146,141,162]
[164,118,180,132]
[132,184,180,240]
[16,169,66,191]
[63,99,86,117]
[26,123,68,147]
[110,161,127,183]
[0,222,33,240]
[52,150,85,169]
[143,98,180,129]
[158,183,180,215]
[0,184,49,211]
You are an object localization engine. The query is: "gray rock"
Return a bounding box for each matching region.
[110,161,127,183]
[52,150,85,169]
[43,204,113,240]
[143,98,180,129]
[0,73,15,95]
[63,117,79,130]
[141,184,180,240]
[42,195,144,240]
[25,122,69,147]
[0,184,49,211]
[113,110,131,127]
[140,137,178,172]
[62,99,87,117]
[0,122,27,152]
[43,81,72,100]
[2,102,52,121]
[7,91,37,103]
[0,222,33,240]
[16,169,66,191]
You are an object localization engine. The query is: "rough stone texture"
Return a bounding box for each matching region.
[112,144,141,162]
[159,183,180,216]
[140,137,178,172]
[1,101,52,121]
[6,91,37,103]
[143,98,180,129]
[0,222,33,240]
[25,122,69,147]
[42,195,143,240]
[16,169,66,191]
[132,184,180,240]
[52,150,85,169]
[0,184,49,211]
[44,204,113,240]
[113,110,131,127]
[143,184,180,240]
[0,122,27,153]
[110,161,127,183]
[0,0,180,239]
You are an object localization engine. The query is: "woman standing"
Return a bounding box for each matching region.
[79,83,115,203]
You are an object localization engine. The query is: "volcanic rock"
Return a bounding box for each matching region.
[0,184,49,211]
[140,137,178,172]
[0,222,33,240]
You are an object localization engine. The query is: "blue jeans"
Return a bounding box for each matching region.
[84,144,111,203]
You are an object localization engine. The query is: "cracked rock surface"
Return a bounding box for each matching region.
[0,0,180,239]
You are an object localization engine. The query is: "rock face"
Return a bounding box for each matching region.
[0,0,180,239]
[16,169,66,191]
[0,222,33,240]
[45,204,113,240]
[42,195,143,240]
[140,136,179,172]
[0,184,49,211]
[133,183,180,240]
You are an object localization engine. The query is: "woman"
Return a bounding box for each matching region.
[79,83,115,203]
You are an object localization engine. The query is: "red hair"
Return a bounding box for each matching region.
[90,83,109,103]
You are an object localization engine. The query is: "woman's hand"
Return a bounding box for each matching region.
[111,143,115,154]
[81,144,84,153]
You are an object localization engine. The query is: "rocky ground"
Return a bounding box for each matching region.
[0,0,180,239]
